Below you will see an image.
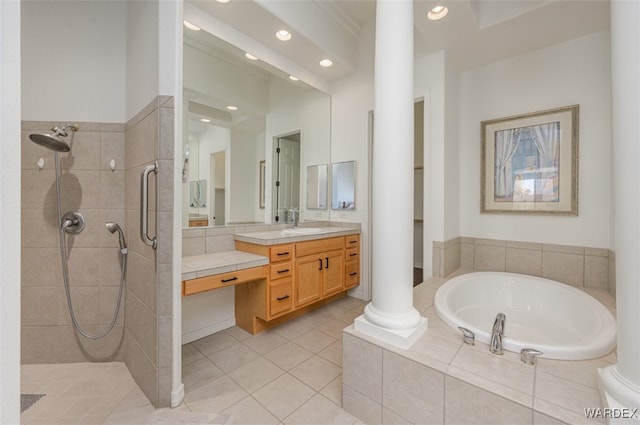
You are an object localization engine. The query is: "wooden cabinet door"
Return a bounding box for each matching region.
[295,255,322,307]
[322,250,344,296]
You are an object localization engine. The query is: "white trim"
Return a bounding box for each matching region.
[181,318,236,344]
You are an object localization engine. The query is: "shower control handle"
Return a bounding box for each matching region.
[61,211,85,235]
[140,161,158,249]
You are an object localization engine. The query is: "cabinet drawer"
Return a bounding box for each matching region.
[345,247,359,264]
[296,237,343,257]
[270,262,293,280]
[270,279,293,317]
[345,234,360,248]
[182,266,267,296]
[270,244,294,262]
[345,263,360,288]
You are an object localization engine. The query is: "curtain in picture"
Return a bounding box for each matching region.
[531,122,560,169]
[494,128,522,198]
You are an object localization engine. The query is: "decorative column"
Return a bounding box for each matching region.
[599,0,640,418]
[354,0,427,349]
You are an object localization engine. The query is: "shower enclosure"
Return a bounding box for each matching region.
[21,97,176,407]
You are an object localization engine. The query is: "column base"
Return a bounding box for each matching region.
[354,314,428,350]
[598,365,640,423]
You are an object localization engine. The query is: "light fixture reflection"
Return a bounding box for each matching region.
[226,105,238,111]
[183,20,200,31]
[427,5,448,20]
[200,118,210,123]
[289,75,299,81]
[319,59,333,68]
[245,52,258,60]
[276,30,292,41]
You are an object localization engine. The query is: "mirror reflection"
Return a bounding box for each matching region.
[183,26,331,228]
[307,164,328,210]
[331,161,356,210]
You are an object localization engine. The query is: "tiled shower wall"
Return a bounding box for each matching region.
[21,121,127,362]
[124,96,175,407]
[432,236,616,296]
[20,95,175,407]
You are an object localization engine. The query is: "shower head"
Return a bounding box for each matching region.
[105,222,127,252]
[28,124,79,153]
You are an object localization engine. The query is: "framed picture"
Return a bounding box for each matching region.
[259,160,266,209]
[481,105,579,215]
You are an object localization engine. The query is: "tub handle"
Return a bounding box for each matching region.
[520,348,543,365]
[457,327,475,345]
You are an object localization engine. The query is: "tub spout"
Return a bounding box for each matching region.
[490,313,506,355]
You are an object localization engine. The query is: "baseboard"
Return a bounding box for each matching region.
[171,383,185,408]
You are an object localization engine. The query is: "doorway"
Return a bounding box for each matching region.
[273,132,301,223]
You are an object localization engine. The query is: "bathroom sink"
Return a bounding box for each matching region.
[281,227,326,235]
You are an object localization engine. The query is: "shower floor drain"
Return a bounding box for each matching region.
[20,394,45,413]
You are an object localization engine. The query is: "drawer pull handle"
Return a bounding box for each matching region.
[221,277,238,283]
[318,259,323,270]
[325,257,329,269]
[277,269,290,274]
[349,253,357,257]
[277,295,290,301]
[349,240,357,244]
[276,251,290,256]
[349,272,358,276]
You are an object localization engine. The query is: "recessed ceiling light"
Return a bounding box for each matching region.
[183,20,200,31]
[276,30,292,41]
[226,105,238,111]
[245,52,258,61]
[427,5,448,21]
[319,59,333,68]
[216,0,230,3]
[200,118,210,123]
[289,75,299,81]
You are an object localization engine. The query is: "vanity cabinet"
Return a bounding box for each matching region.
[294,237,344,306]
[235,233,359,334]
[344,235,360,289]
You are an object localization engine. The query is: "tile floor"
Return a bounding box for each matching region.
[20,295,368,425]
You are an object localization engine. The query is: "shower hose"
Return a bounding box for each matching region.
[54,152,127,340]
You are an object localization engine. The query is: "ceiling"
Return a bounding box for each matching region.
[186,0,610,89]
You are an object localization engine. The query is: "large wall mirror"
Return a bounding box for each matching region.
[183,19,331,228]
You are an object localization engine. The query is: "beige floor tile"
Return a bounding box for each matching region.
[272,320,313,340]
[252,374,315,420]
[206,342,261,373]
[242,331,287,355]
[184,375,249,414]
[193,332,240,358]
[289,355,342,391]
[293,329,336,353]
[183,358,225,393]
[283,394,357,425]
[227,357,284,394]
[318,340,343,367]
[316,318,348,339]
[224,326,253,342]
[319,375,342,406]
[264,342,314,371]
[222,396,279,425]
[182,344,205,367]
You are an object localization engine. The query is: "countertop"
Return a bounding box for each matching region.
[182,250,268,281]
[234,226,359,246]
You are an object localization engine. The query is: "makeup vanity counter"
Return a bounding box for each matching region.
[181,224,361,335]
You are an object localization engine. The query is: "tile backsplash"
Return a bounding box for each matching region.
[433,236,616,296]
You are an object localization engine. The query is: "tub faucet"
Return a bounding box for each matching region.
[490,313,506,355]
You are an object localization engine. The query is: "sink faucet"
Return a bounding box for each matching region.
[490,313,506,355]
[289,208,299,227]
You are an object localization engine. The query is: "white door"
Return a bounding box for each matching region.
[273,135,300,223]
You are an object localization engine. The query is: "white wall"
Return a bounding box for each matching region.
[265,77,331,223]
[330,18,375,299]
[230,129,258,223]
[1,1,21,422]
[458,31,612,248]
[21,1,127,122]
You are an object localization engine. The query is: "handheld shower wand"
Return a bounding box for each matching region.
[105,222,127,254]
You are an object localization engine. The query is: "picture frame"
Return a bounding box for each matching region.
[481,105,579,215]
[259,160,266,209]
